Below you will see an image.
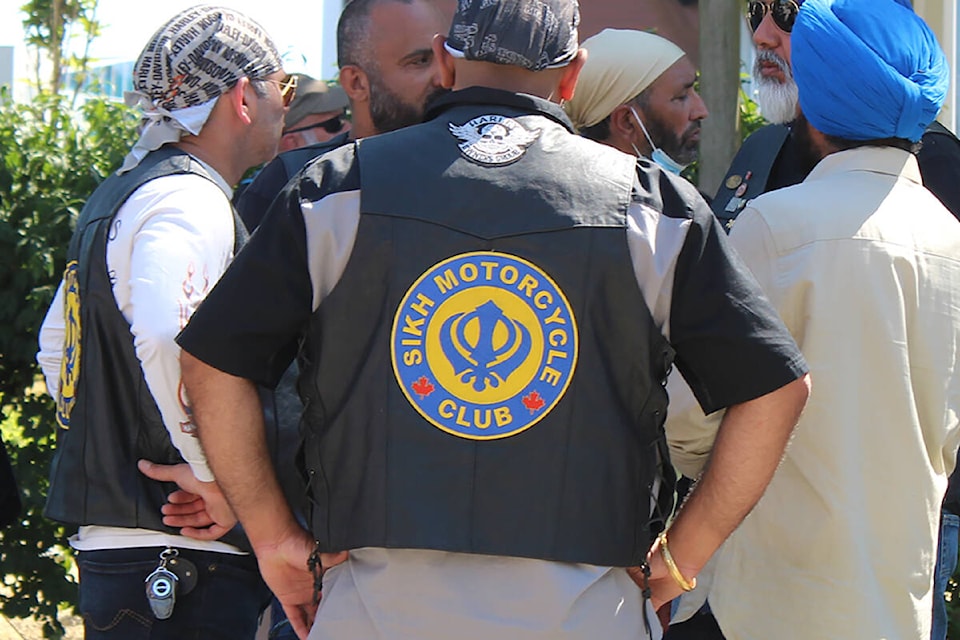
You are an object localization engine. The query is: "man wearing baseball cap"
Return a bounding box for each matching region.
[174,1,809,638]
[37,6,290,636]
[278,75,351,152]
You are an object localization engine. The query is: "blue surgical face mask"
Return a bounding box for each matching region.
[628,106,688,176]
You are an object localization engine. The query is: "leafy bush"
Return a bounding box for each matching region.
[0,87,136,638]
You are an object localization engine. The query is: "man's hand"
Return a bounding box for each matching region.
[137,459,237,540]
[255,528,349,640]
[626,536,695,611]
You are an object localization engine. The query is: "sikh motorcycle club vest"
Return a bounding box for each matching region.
[44,147,249,546]
[297,96,678,567]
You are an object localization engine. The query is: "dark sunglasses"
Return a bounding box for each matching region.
[284,115,345,136]
[747,0,801,33]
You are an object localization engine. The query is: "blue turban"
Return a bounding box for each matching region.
[792,0,949,142]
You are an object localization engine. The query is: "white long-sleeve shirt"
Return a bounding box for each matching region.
[37,160,242,553]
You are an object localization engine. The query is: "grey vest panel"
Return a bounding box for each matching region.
[298,105,677,566]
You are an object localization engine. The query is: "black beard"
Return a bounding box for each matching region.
[792,113,825,175]
[368,76,447,133]
[642,109,698,165]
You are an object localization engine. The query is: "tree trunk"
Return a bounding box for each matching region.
[697,0,741,197]
[50,0,62,95]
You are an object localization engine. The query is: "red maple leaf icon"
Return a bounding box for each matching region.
[412,376,435,399]
[522,391,546,414]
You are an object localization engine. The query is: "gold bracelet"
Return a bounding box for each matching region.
[657,530,697,592]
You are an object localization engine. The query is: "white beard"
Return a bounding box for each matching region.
[752,51,799,124]
[755,77,800,124]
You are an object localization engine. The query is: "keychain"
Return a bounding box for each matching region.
[144,548,198,620]
[145,548,179,619]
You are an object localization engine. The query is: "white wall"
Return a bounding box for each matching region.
[914,0,958,131]
[0,46,12,91]
[318,0,346,81]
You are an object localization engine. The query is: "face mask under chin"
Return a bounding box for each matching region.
[628,106,689,176]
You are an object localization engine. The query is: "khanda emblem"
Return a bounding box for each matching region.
[57,261,82,429]
[440,300,532,393]
[391,251,579,441]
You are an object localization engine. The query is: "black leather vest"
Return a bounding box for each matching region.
[298,95,676,567]
[45,147,248,548]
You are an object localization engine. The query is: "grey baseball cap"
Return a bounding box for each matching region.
[285,75,349,128]
[445,0,580,72]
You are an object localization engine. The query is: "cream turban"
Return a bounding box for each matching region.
[564,29,685,131]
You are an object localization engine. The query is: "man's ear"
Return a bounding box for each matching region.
[609,103,638,139]
[339,65,370,104]
[278,132,300,153]
[557,48,587,102]
[432,34,456,89]
[223,76,255,125]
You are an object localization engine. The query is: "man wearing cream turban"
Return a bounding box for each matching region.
[36,6,291,636]
[564,29,708,176]
[681,1,960,639]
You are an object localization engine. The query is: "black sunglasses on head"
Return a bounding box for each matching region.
[747,0,801,33]
[284,115,345,136]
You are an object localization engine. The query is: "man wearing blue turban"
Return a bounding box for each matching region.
[710,0,960,231]
[691,1,960,639]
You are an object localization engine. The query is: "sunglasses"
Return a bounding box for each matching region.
[259,74,299,107]
[747,0,801,33]
[284,115,345,136]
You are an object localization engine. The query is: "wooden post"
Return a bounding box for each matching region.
[697,0,742,197]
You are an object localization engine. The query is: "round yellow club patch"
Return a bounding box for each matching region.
[391,251,579,440]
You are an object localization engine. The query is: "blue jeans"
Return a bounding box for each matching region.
[268,598,299,640]
[77,547,271,640]
[932,512,960,640]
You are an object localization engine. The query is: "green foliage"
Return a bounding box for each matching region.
[0,87,136,637]
[737,77,768,143]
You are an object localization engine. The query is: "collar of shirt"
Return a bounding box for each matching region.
[189,155,234,199]
[807,145,922,186]
[425,86,576,134]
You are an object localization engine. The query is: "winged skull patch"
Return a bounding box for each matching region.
[449,115,540,166]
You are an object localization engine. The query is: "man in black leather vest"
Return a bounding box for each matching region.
[235,0,449,232]
[233,5,448,638]
[711,0,960,230]
[176,1,810,638]
[35,7,289,638]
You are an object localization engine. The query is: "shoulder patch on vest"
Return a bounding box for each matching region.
[57,261,81,429]
[391,251,578,440]
[449,115,540,166]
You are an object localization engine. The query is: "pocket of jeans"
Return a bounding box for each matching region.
[202,556,272,613]
[77,557,156,638]
[204,557,263,586]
